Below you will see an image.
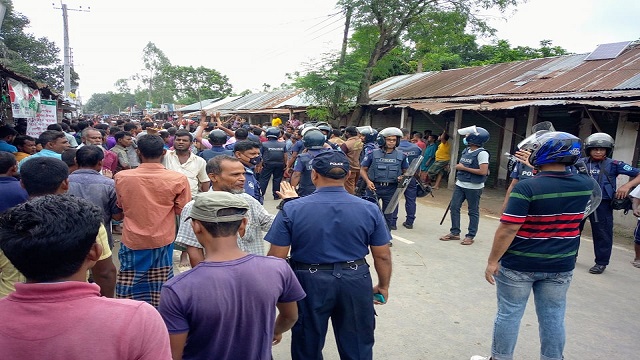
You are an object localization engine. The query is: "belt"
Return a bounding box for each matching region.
[291,258,367,271]
[375,182,395,187]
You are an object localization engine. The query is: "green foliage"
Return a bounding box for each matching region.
[169,65,232,104]
[470,39,569,66]
[84,92,136,115]
[305,107,331,122]
[0,0,79,92]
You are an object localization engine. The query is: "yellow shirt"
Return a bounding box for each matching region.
[0,224,112,298]
[272,117,282,127]
[435,141,451,162]
[14,152,30,162]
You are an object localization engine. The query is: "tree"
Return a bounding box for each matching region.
[138,42,172,103]
[0,0,79,92]
[169,65,232,104]
[470,39,569,65]
[340,0,520,125]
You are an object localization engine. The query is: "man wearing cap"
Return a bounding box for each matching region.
[158,191,305,360]
[266,150,393,360]
[175,155,280,263]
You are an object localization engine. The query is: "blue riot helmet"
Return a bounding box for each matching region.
[316,122,332,134]
[376,127,403,148]
[357,126,378,144]
[528,131,582,167]
[302,128,326,150]
[461,126,490,147]
[266,127,280,139]
[208,129,228,145]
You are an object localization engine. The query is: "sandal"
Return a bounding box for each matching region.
[460,237,475,245]
[631,260,640,268]
[439,233,460,241]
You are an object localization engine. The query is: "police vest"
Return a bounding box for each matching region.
[360,143,378,163]
[368,149,404,183]
[456,147,488,184]
[199,147,234,162]
[262,140,286,164]
[296,151,318,195]
[516,163,536,180]
[397,140,422,164]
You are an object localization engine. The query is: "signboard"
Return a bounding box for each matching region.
[7,78,41,118]
[27,100,58,137]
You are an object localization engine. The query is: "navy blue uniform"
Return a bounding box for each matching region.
[579,157,640,265]
[259,139,286,199]
[509,162,536,181]
[397,139,422,226]
[265,186,391,360]
[293,149,330,196]
[361,148,409,228]
[198,146,233,162]
[243,165,263,204]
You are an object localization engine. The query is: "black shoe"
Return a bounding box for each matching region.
[589,264,606,274]
[402,222,413,229]
[388,241,393,247]
[389,225,397,231]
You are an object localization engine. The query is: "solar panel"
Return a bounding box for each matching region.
[585,41,632,61]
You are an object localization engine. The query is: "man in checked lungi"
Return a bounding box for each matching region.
[114,134,191,307]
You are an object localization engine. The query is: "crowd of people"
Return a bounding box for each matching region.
[0,112,639,360]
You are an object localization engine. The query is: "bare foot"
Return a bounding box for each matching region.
[179,252,190,267]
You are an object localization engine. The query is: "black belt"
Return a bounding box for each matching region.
[291,258,367,271]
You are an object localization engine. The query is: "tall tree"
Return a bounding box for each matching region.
[139,42,172,103]
[0,0,79,92]
[341,0,519,125]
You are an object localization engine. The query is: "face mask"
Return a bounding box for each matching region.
[463,138,468,146]
[249,155,262,165]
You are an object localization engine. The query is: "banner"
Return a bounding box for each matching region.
[7,78,41,118]
[27,100,57,138]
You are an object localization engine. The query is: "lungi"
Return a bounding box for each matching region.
[116,243,174,307]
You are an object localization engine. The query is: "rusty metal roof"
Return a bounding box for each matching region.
[369,43,640,104]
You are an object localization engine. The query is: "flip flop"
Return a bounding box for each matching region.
[439,234,460,241]
[631,260,640,268]
[460,237,475,245]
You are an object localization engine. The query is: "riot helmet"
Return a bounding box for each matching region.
[528,131,582,167]
[265,127,280,139]
[316,122,332,134]
[357,126,378,144]
[302,129,325,150]
[584,133,614,157]
[208,129,228,146]
[464,127,490,146]
[376,127,403,148]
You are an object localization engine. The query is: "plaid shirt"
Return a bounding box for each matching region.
[175,193,273,255]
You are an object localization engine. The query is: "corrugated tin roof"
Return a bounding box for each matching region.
[177,99,219,112]
[369,43,640,103]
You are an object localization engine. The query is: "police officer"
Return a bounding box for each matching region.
[291,127,331,197]
[199,129,233,162]
[579,133,640,274]
[265,150,392,360]
[440,126,490,245]
[316,122,340,150]
[233,140,264,204]
[259,127,286,200]
[397,128,422,229]
[360,127,409,230]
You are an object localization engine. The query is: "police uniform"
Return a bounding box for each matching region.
[265,175,391,359]
[293,148,330,196]
[579,156,640,266]
[243,165,263,204]
[198,146,234,162]
[397,139,422,227]
[259,139,286,199]
[449,146,489,240]
[361,148,409,228]
[509,162,536,181]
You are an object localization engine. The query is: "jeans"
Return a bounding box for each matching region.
[449,185,482,238]
[491,266,573,360]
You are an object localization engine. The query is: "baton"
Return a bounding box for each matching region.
[440,201,451,225]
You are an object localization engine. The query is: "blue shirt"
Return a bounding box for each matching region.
[420,143,437,171]
[265,186,391,263]
[18,149,62,171]
[0,177,28,213]
[243,166,263,204]
[397,140,422,164]
[0,141,17,153]
[579,157,640,199]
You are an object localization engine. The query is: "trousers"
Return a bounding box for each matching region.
[580,201,614,265]
[259,162,284,197]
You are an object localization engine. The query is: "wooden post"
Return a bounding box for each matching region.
[447,110,463,189]
[526,106,538,136]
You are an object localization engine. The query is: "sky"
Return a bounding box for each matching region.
[12,0,640,103]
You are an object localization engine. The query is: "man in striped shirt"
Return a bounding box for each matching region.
[474,132,594,360]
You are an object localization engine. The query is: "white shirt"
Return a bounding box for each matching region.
[162,150,209,194]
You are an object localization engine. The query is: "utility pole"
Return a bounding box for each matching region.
[53,2,90,99]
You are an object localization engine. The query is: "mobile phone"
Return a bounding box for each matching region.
[373,293,386,303]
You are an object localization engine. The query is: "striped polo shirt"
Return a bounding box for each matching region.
[500,171,594,272]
